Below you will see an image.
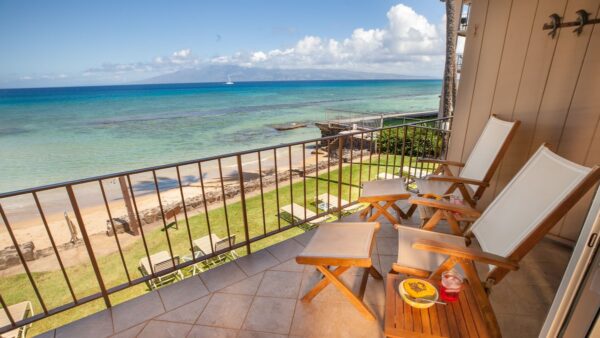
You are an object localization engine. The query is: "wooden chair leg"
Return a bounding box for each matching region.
[316,265,376,321]
[368,201,401,224]
[369,266,383,280]
[301,266,349,302]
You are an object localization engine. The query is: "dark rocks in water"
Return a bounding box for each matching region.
[270,122,307,131]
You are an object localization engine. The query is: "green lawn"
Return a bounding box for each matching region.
[0,154,434,336]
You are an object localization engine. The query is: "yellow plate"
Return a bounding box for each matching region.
[398,279,438,309]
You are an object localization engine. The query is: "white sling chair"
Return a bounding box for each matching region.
[359,115,520,228]
[392,145,600,337]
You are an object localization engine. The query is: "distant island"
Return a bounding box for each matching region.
[138,65,438,85]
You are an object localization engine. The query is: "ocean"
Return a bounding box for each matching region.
[0,80,441,193]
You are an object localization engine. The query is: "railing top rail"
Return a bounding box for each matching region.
[0,115,452,198]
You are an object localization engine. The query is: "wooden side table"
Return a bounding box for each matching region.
[385,274,491,338]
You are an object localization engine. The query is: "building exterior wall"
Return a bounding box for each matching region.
[448,0,600,241]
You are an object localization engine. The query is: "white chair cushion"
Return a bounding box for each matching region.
[361,178,408,198]
[396,226,467,272]
[299,222,377,259]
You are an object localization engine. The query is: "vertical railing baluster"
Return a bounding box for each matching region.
[302,143,307,220]
[65,185,111,308]
[175,166,195,259]
[198,162,215,254]
[384,128,391,178]
[337,135,344,218]
[420,127,430,176]
[236,155,251,254]
[33,192,78,303]
[98,182,131,285]
[359,132,364,187]
[257,152,267,235]
[217,159,233,247]
[327,139,331,212]
[393,126,401,176]
[152,170,175,266]
[0,202,49,313]
[273,149,281,229]
[348,134,354,202]
[368,131,374,180]
[127,174,155,276]
[314,141,319,215]
[375,129,381,179]
[399,125,408,179]
[288,145,294,222]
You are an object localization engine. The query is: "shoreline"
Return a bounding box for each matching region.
[0,146,367,274]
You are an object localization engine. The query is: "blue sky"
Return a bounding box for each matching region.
[0,1,446,87]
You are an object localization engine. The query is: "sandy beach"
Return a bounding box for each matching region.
[0,145,350,274]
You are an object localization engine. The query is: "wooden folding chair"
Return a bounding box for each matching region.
[359,115,519,225]
[391,145,600,338]
[296,222,383,320]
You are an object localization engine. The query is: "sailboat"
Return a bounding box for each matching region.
[225,75,234,85]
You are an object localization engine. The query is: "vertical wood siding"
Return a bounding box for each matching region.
[448,0,600,240]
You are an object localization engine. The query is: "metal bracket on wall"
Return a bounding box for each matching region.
[543,10,600,38]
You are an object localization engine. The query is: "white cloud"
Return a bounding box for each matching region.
[207,4,445,75]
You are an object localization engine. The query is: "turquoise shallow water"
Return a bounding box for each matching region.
[0,80,441,193]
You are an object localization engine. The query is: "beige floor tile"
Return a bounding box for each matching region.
[267,239,305,262]
[199,261,247,292]
[242,297,296,334]
[156,296,211,324]
[237,330,288,338]
[219,273,264,295]
[187,325,238,338]
[158,276,210,310]
[110,323,147,338]
[196,293,253,329]
[235,250,280,276]
[268,259,305,273]
[137,320,192,338]
[292,231,314,247]
[111,291,165,332]
[376,223,397,238]
[257,271,303,299]
[290,300,384,338]
[497,313,545,338]
[375,237,397,255]
[55,309,113,338]
[377,255,396,274]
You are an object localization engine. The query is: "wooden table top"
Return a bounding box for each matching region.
[385,274,490,338]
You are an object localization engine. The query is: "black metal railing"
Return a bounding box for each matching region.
[0,116,452,335]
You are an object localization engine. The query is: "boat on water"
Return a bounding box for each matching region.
[225,75,234,85]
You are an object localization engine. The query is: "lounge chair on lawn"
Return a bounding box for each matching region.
[0,301,33,338]
[391,145,600,337]
[184,234,239,274]
[315,193,363,214]
[359,115,520,229]
[139,251,184,290]
[280,203,329,231]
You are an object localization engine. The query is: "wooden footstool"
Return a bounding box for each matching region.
[296,222,383,320]
[385,274,491,337]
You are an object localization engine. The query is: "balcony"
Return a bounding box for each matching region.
[0,117,573,337]
[31,209,569,338]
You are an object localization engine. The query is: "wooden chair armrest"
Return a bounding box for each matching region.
[425,175,489,187]
[412,239,519,271]
[408,197,481,217]
[417,158,465,167]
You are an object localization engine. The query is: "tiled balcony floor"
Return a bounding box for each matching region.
[35,209,572,338]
